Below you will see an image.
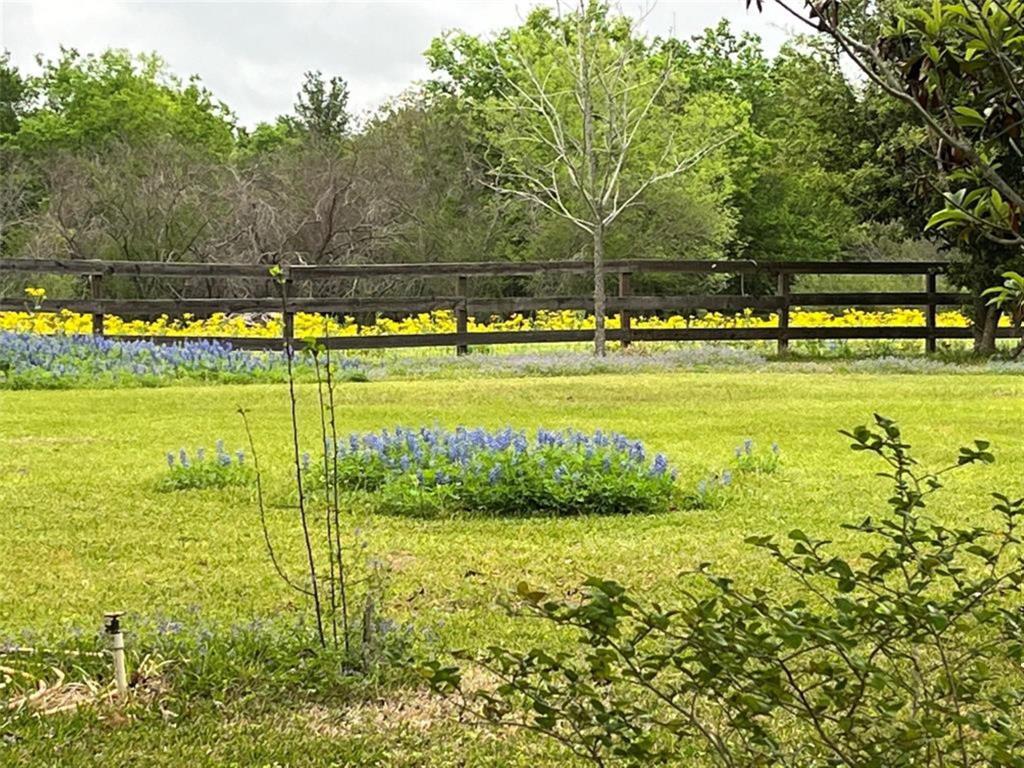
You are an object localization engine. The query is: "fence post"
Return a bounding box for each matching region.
[455,274,468,356]
[777,271,791,355]
[618,271,633,348]
[281,276,294,347]
[89,274,105,336]
[925,270,938,355]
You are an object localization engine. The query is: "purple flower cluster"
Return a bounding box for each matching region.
[327,426,672,482]
[317,426,678,518]
[0,332,280,388]
[0,332,364,389]
[732,438,782,474]
[161,440,251,491]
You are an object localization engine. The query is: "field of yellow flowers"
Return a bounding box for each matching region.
[0,306,993,338]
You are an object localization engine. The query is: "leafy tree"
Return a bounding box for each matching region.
[0,52,30,137]
[749,0,1024,352]
[356,93,510,267]
[738,40,867,263]
[430,2,743,355]
[236,72,351,157]
[293,70,351,140]
[11,49,236,158]
[984,270,1024,356]
[235,118,302,157]
[660,26,882,268]
[0,54,37,258]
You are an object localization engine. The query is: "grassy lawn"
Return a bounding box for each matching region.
[2,370,1022,765]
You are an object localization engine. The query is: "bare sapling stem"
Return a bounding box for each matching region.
[313,349,339,648]
[324,321,351,656]
[279,275,326,649]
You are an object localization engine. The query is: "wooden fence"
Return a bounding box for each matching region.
[0,257,1005,355]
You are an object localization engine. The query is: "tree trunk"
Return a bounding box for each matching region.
[593,223,606,357]
[573,7,605,357]
[972,298,1002,356]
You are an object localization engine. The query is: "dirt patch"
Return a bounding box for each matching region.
[301,690,457,737]
[2,651,171,719]
[298,669,496,738]
[386,550,417,572]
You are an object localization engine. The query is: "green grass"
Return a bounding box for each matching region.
[2,370,1022,765]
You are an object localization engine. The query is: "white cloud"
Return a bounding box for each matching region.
[1,0,798,127]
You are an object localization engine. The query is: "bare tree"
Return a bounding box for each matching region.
[23,140,229,297]
[481,1,737,355]
[220,139,407,299]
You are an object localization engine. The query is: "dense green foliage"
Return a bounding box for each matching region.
[0,7,938,296]
[749,0,1024,350]
[7,49,234,156]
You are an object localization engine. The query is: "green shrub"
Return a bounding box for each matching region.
[314,427,679,518]
[426,416,1024,767]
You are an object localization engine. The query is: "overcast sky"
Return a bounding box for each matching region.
[2,1,798,127]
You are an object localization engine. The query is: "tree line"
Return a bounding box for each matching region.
[0,1,1020,353]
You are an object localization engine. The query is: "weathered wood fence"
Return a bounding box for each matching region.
[0,257,1002,354]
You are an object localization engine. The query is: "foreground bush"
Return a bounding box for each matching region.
[317,427,678,517]
[427,416,1024,766]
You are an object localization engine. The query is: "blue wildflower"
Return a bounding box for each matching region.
[651,453,669,477]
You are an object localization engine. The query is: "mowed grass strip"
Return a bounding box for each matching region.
[1,371,1021,648]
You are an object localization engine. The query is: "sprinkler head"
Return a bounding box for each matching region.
[104,612,125,634]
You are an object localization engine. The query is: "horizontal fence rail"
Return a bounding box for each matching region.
[1,257,1010,355]
[1,257,957,277]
